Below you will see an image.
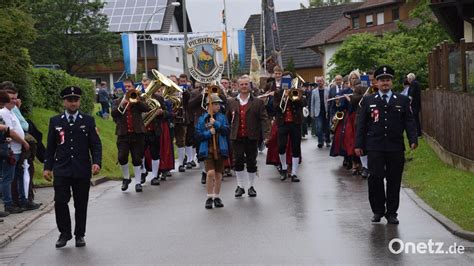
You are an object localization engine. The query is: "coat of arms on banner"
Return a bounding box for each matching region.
[186,37,224,83]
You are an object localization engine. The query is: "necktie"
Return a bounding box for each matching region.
[68,115,74,124]
[382,94,388,103]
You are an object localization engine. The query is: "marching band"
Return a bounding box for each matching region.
[110,64,416,219]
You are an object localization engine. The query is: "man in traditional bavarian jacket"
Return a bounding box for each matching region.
[43,86,102,248]
[226,75,269,198]
[355,65,418,225]
[111,78,151,193]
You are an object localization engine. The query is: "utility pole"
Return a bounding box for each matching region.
[182,0,189,76]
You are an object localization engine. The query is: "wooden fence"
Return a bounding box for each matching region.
[428,38,474,92]
[422,89,474,161]
[424,39,474,162]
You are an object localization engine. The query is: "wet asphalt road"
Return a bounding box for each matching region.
[4,136,474,264]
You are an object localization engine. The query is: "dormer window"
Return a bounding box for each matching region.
[366,14,374,27]
[352,16,360,29]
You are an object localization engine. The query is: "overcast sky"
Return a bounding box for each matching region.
[186,0,304,54]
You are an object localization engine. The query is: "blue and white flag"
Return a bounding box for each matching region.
[121,33,137,75]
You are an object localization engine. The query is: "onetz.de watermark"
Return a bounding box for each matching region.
[389,238,465,254]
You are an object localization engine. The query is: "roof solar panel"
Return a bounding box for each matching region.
[102,0,168,32]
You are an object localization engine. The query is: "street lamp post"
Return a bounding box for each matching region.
[143,2,181,77]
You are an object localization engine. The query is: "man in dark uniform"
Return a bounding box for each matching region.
[355,65,418,224]
[43,86,102,248]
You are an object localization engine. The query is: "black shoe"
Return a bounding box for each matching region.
[160,171,167,181]
[140,172,147,184]
[75,236,86,247]
[214,197,224,208]
[342,159,349,167]
[150,177,160,186]
[22,201,42,211]
[205,198,213,209]
[135,184,143,192]
[190,161,197,167]
[55,234,72,248]
[326,142,331,148]
[165,171,172,177]
[386,215,399,224]
[0,210,10,217]
[317,143,323,148]
[5,206,23,214]
[178,165,185,172]
[234,186,245,197]
[371,214,384,222]
[186,162,192,169]
[201,172,207,184]
[121,178,131,191]
[291,175,300,182]
[361,167,369,178]
[248,187,257,197]
[351,169,360,176]
[345,161,352,170]
[279,169,288,181]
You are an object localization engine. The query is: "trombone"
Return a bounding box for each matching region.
[279,76,303,111]
[117,89,140,114]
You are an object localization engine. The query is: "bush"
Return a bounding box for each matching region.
[30,68,95,114]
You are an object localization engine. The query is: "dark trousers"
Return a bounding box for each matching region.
[174,123,186,148]
[53,176,90,237]
[232,138,258,173]
[367,151,405,216]
[145,132,160,160]
[100,102,110,115]
[315,113,330,145]
[278,123,302,157]
[117,133,145,166]
[413,109,422,137]
[185,123,195,147]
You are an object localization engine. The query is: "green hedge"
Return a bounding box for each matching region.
[30,68,95,114]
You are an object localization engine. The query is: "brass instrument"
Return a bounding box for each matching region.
[358,85,378,107]
[201,85,221,110]
[142,69,183,126]
[279,77,303,111]
[327,93,353,102]
[330,111,344,133]
[118,89,140,114]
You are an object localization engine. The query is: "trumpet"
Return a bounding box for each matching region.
[118,89,140,114]
[326,93,353,102]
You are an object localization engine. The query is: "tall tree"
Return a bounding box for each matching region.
[27,0,120,75]
[0,1,37,113]
[300,0,352,9]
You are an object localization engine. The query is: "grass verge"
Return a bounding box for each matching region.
[403,137,474,231]
[29,105,122,186]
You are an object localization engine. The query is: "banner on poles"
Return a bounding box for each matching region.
[150,33,217,46]
[186,37,224,84]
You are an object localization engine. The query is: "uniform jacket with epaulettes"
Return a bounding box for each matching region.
[356,92,418,152]
[44,112,102,178]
